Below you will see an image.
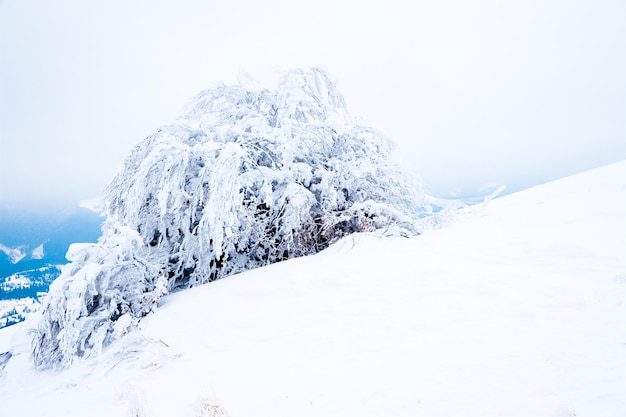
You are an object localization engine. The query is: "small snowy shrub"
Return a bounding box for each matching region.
[198,399,228,417]
[32,68,432,368]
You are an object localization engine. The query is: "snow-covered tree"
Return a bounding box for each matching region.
[32,68,432,368]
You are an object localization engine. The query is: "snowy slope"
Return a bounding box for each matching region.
[31,69,431,368]
[1,160,626,417]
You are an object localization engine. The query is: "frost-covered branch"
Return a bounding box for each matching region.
[32,67,432,369]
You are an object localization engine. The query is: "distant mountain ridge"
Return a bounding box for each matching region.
[0,204,102,277]
[0,203,102,328]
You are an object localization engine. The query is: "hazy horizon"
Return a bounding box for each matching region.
[2,0,625,205]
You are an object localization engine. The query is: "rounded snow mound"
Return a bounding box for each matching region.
[32,68,432,368]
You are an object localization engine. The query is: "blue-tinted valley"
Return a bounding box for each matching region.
[0,203,103,327]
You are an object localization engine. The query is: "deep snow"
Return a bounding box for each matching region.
[31,68,432,369]
[1,160,625,417]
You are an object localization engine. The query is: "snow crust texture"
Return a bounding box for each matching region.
[32,68,430,368]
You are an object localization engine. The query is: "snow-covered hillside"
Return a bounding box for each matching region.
[0,266,62,327]
[0,243,26,265]
[1,160,625,416]
[32,68,431,369]
[0,204,102,328]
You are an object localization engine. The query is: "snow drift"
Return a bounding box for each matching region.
[3,160,626,417]
[32,68,431,368]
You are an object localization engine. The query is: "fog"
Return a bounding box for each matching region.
[1,0,625,203]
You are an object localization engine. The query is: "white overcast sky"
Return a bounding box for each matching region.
[1,0,625,204]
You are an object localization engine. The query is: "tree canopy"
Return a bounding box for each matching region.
[33,68,432,369]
